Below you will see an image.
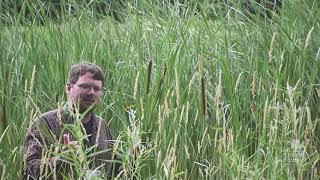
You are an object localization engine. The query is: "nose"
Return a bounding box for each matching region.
[87,87,95,94]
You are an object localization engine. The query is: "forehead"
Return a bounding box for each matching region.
[76,72,102,86]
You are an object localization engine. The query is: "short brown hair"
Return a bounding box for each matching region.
[68,62,105,86]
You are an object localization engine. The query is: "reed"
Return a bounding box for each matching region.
[0,0,319,179]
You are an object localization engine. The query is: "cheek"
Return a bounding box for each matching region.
[96,93,103,99]
[70,90,81,100]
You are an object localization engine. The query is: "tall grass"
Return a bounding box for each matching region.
[0,0,320,179]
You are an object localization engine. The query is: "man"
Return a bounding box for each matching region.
[23,62,119,179]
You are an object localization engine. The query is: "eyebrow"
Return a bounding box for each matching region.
[78,83,97,86]
[77,82,101,86]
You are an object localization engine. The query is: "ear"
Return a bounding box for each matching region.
[65,82,72,94]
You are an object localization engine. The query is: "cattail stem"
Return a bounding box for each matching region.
[156,65,167,98]
[1,93,7,130]
[200,76,207,117]
[1,71,9,130]
[146,60,152,95]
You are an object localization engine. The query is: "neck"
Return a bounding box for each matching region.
[66,101,93,123]
[81,112,92,123]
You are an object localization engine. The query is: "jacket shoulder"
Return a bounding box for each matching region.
[94,115,112,135]
[31,109,62,131]
[27,109,62,145]
[40,109,60,119]
[95,115,108,126]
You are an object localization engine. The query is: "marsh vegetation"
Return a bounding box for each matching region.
[0,0,319,179]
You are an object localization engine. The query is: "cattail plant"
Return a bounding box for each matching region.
[0,0,319,179]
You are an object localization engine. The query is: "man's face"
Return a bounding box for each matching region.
[66,72,103,113]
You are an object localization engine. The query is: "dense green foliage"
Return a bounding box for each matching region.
[0,0,319,179]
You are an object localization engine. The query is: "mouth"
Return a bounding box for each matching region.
[85,99,95,102]
[82,98,96,104]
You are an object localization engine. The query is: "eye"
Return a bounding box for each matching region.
[79,84,91,90]
[93,86,101,92]
[77,83,102,92]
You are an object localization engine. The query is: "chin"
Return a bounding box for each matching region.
[79,104,96,113]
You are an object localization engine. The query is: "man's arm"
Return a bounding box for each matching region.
[23,119,46,179]
[94,119,121,178]
[105,123,122,178]
[22,118,62,179]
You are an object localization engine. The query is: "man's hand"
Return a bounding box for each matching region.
[62,133,80,154]
[63,133,71,144]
